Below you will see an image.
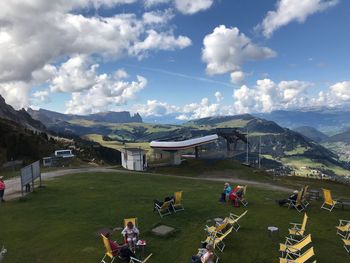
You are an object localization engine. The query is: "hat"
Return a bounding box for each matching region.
[0,176,3,180]
[224,182,229,186]
[293,190,299,194]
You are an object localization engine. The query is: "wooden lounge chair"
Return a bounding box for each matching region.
[289,213,308,238]
[130,253,153,263]
[301,186,310,208]
[172,191,184,212]
[155,200,172,218]
[279,247,315,263]
[205,218,230,237]
[321,188,338,212]
[336,219,350,239]
[279,234,312,258]
[227,210,248,232]
[100,234,120,263]
[343,239,350,254]
[288,191,306,213]
[210,226,233,252]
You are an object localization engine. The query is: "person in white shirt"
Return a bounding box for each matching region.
[191,244,214,263]
[121,221,139,250]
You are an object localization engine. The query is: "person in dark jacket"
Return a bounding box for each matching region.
[277,190,299,207]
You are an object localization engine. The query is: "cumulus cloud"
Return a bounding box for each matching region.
[143,9,174,24]
[230,71,245,85]
[233,79,313,113]
[133,99,179,116]
[329,81,350,102]
[215,91,223,102]
[144,0,171,8]
[202,25,276,75]
[32,90,51,104]
[65,75,147,114]
[258,0,339,38]
[174,0,214,15]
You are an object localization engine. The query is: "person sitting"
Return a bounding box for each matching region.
[277,190,299,207]
[105,233,135,261]
[219,182,232,203]
[122,221,139,251]
[153,195,174,211]
[191,244,214,263]
[229,185,244,207]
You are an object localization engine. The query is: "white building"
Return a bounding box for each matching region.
[54,149,74,158]
[121,148,147,171]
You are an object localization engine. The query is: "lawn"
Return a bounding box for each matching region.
[0,171,349,263]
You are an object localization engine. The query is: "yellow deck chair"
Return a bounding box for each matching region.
[279,247,315,263]
[336,219,350,239]
[205,218,230,237]
[280,234,312,257]
[124,218,138,228]
[211,226,233,252]
[289,213,308,237]
[100,234,118,263]
[155,200,172,218]
[227,210,248,232]
[130,253,153,263]
[288,191,305,213]
[237,185,248,207]
[343,239,350,254]
[172,191,184,212]
[321,188,338,212]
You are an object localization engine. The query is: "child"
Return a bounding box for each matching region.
[121,221,139,250]
[219,182,232,202]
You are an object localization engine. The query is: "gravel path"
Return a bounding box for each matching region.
[2,167,293,201]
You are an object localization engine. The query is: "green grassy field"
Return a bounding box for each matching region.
[0,170,349,263]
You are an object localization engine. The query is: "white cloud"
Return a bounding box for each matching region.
[214,91,223,102]
[114,69,129,79]
[233,79,313,113]
[174,0,213,15]
[0,82,31,109]
[144,0,171,8]
[143,9,174,24]
[230,71,245,85]
[181,97,221,119]
[133,99,179,116]
[329,81,350,102]
[65,75,147,114]
[32,90,51,104]
[202,25,276,75]
[258,0,339,38]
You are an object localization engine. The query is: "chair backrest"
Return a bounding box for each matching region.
[295,247,314,263]
[215,219,229,233]
[303,185,309,198]
[322,189,334,205]
[292,234,312,251]
[301,213,308,230]
[295,191,303,205]
[236,210,248,221]
[216,226,233,243]
[174,191,183,205]
[124,218,138,228]
[101,234,113,259]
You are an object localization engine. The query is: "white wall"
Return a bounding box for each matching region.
[121,151,146,171]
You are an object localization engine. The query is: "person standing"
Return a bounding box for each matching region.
[0,176,5,202]
[219,183,232,203]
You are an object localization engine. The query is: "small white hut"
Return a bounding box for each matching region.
[120,148,147,171]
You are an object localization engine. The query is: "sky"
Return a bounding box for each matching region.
[1,0,350,121]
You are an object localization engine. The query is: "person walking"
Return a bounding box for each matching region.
[0,176,6,202]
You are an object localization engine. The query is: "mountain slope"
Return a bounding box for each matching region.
[293,126,328,142]
[325,131,350,143]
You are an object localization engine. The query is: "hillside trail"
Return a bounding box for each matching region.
[2,167,293,201]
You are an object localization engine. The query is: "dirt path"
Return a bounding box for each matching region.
[2,167,293,201]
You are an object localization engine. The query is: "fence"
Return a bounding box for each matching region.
[20,161,42,196]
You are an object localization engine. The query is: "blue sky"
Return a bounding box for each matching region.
[0,0,350,121]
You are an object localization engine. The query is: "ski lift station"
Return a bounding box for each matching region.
[121,148,147,171]
[150,134,219,165]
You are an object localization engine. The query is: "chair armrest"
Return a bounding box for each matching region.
[129,257,142,263]
[285,237,298,244]
[229,213,239,219]
[155,203,161,209]
[339,219,350,225]
[289,223,301,228]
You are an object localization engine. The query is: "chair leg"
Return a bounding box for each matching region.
[233,222,240,232]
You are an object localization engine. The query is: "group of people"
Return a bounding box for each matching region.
[106,221,140,261]
[219,182,244,207]
[0,176,5,203]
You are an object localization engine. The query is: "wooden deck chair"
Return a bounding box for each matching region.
[337,219,350,239]
[321,188,338,212]
[227,210,248,232]
[130,253,153,263]
[100,234,119,263]
[205,218,230,237]
[279,247,315,263]
[237,185,248,207]
[289,213,308,238]
[209,226,233,252]
[343,239,350,254]
[155,200,172,218]
[279,234,312,258]
[124,218,138,228]
[301,186,310,208]
[288,191,305,213]
[172,191,184,212]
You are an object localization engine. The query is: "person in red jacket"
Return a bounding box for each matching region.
[229,185,244,207]
[0,176,5,202]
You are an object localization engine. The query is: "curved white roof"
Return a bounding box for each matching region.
[150,134,218,150]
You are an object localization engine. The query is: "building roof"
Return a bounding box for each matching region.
[150,134,219,150]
